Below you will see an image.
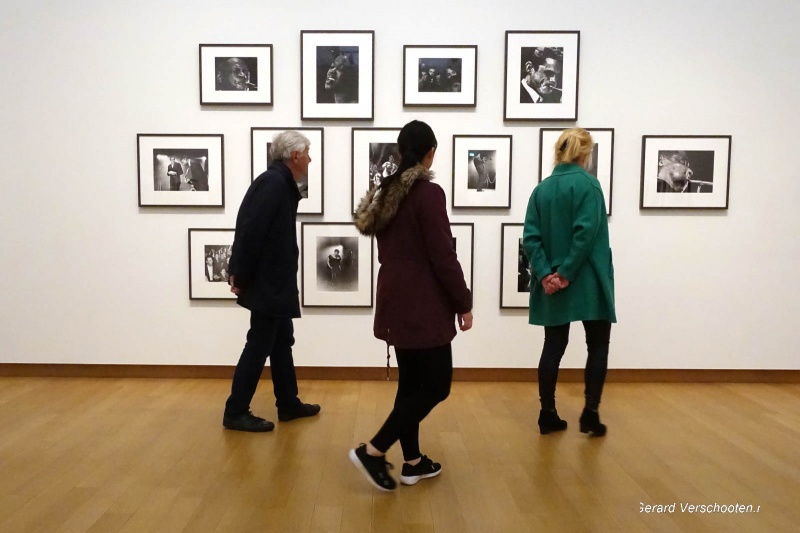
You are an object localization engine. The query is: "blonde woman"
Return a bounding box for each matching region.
[523,128,616,436]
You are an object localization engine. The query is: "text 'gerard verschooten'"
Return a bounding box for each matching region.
[640,502,761,514]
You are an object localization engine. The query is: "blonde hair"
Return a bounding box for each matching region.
[553,128,593,167]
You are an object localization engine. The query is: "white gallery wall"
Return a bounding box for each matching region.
[1,0,798,370]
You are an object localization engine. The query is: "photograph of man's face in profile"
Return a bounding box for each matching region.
[520,47,563,104]
[656,150,715,193]
[316,46,359,104]
[215,57,257,91]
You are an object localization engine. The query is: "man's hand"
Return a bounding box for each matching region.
[229,275,241,295]
[458,311,473,332]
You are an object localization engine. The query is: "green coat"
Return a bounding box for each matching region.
[523,163,616,326]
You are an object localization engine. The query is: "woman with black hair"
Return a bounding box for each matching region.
[349,120,473,492]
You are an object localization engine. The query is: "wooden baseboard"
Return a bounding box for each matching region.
[0,364,797,383]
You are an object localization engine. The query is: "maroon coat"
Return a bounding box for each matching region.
[354,165,472,349]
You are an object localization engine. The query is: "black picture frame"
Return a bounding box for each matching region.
[137,133,224,207]
[199,44,274,106]
[450,222,475,291]
[640,135,732,209]
[451,135,513,209]
[351,127,402,213]
[403,45,478,107]
[503,31,580,121]
[300,30,375,121]
[500,223,529,309]
[250,127,325,215]
[188,228,236,300]
[300,222,374,308]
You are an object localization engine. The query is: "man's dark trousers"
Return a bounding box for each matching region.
[225,311,302,415]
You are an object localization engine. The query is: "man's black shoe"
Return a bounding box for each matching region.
[278,403,321,422]
[223,411,275,432]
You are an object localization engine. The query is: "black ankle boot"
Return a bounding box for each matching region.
[538,409,568,435]
[579,409,607,436]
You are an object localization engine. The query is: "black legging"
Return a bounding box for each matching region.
[538,320,611,411]
[370,344,452,461]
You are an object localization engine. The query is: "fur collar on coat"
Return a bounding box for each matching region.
[353,164,433,236]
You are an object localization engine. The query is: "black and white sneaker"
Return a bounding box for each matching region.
[349,444,397,492]
[400,455,442,485]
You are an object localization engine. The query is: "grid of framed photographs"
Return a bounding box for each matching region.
[137,29,734,308]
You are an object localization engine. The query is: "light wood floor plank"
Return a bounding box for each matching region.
[0,378,797,533]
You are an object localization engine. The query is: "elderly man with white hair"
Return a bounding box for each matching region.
[223,131,320,432]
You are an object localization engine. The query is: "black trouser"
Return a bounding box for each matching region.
[538,320,611,411]
[224,312,301,415]
[371,344,453,461]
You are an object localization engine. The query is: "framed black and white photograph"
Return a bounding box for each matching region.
[500,223,530,309]
[539,128,614,215]
[452,135,512,209]
[199,44,273,105]
[188,228,235,300]
[351,128,401,213]
[301,223,373,307]
[137,134,224,207]
[251,127,324,215]
[403,45,477,107]
[301,31,374,120]
[450,223,474,291]
[504,31,580,121]
[640,135,732,209]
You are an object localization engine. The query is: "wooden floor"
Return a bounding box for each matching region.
[0,379,798,533]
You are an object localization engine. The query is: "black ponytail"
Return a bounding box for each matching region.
[380,120,437,189]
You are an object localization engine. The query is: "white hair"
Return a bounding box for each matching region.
[270,131,311,161]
